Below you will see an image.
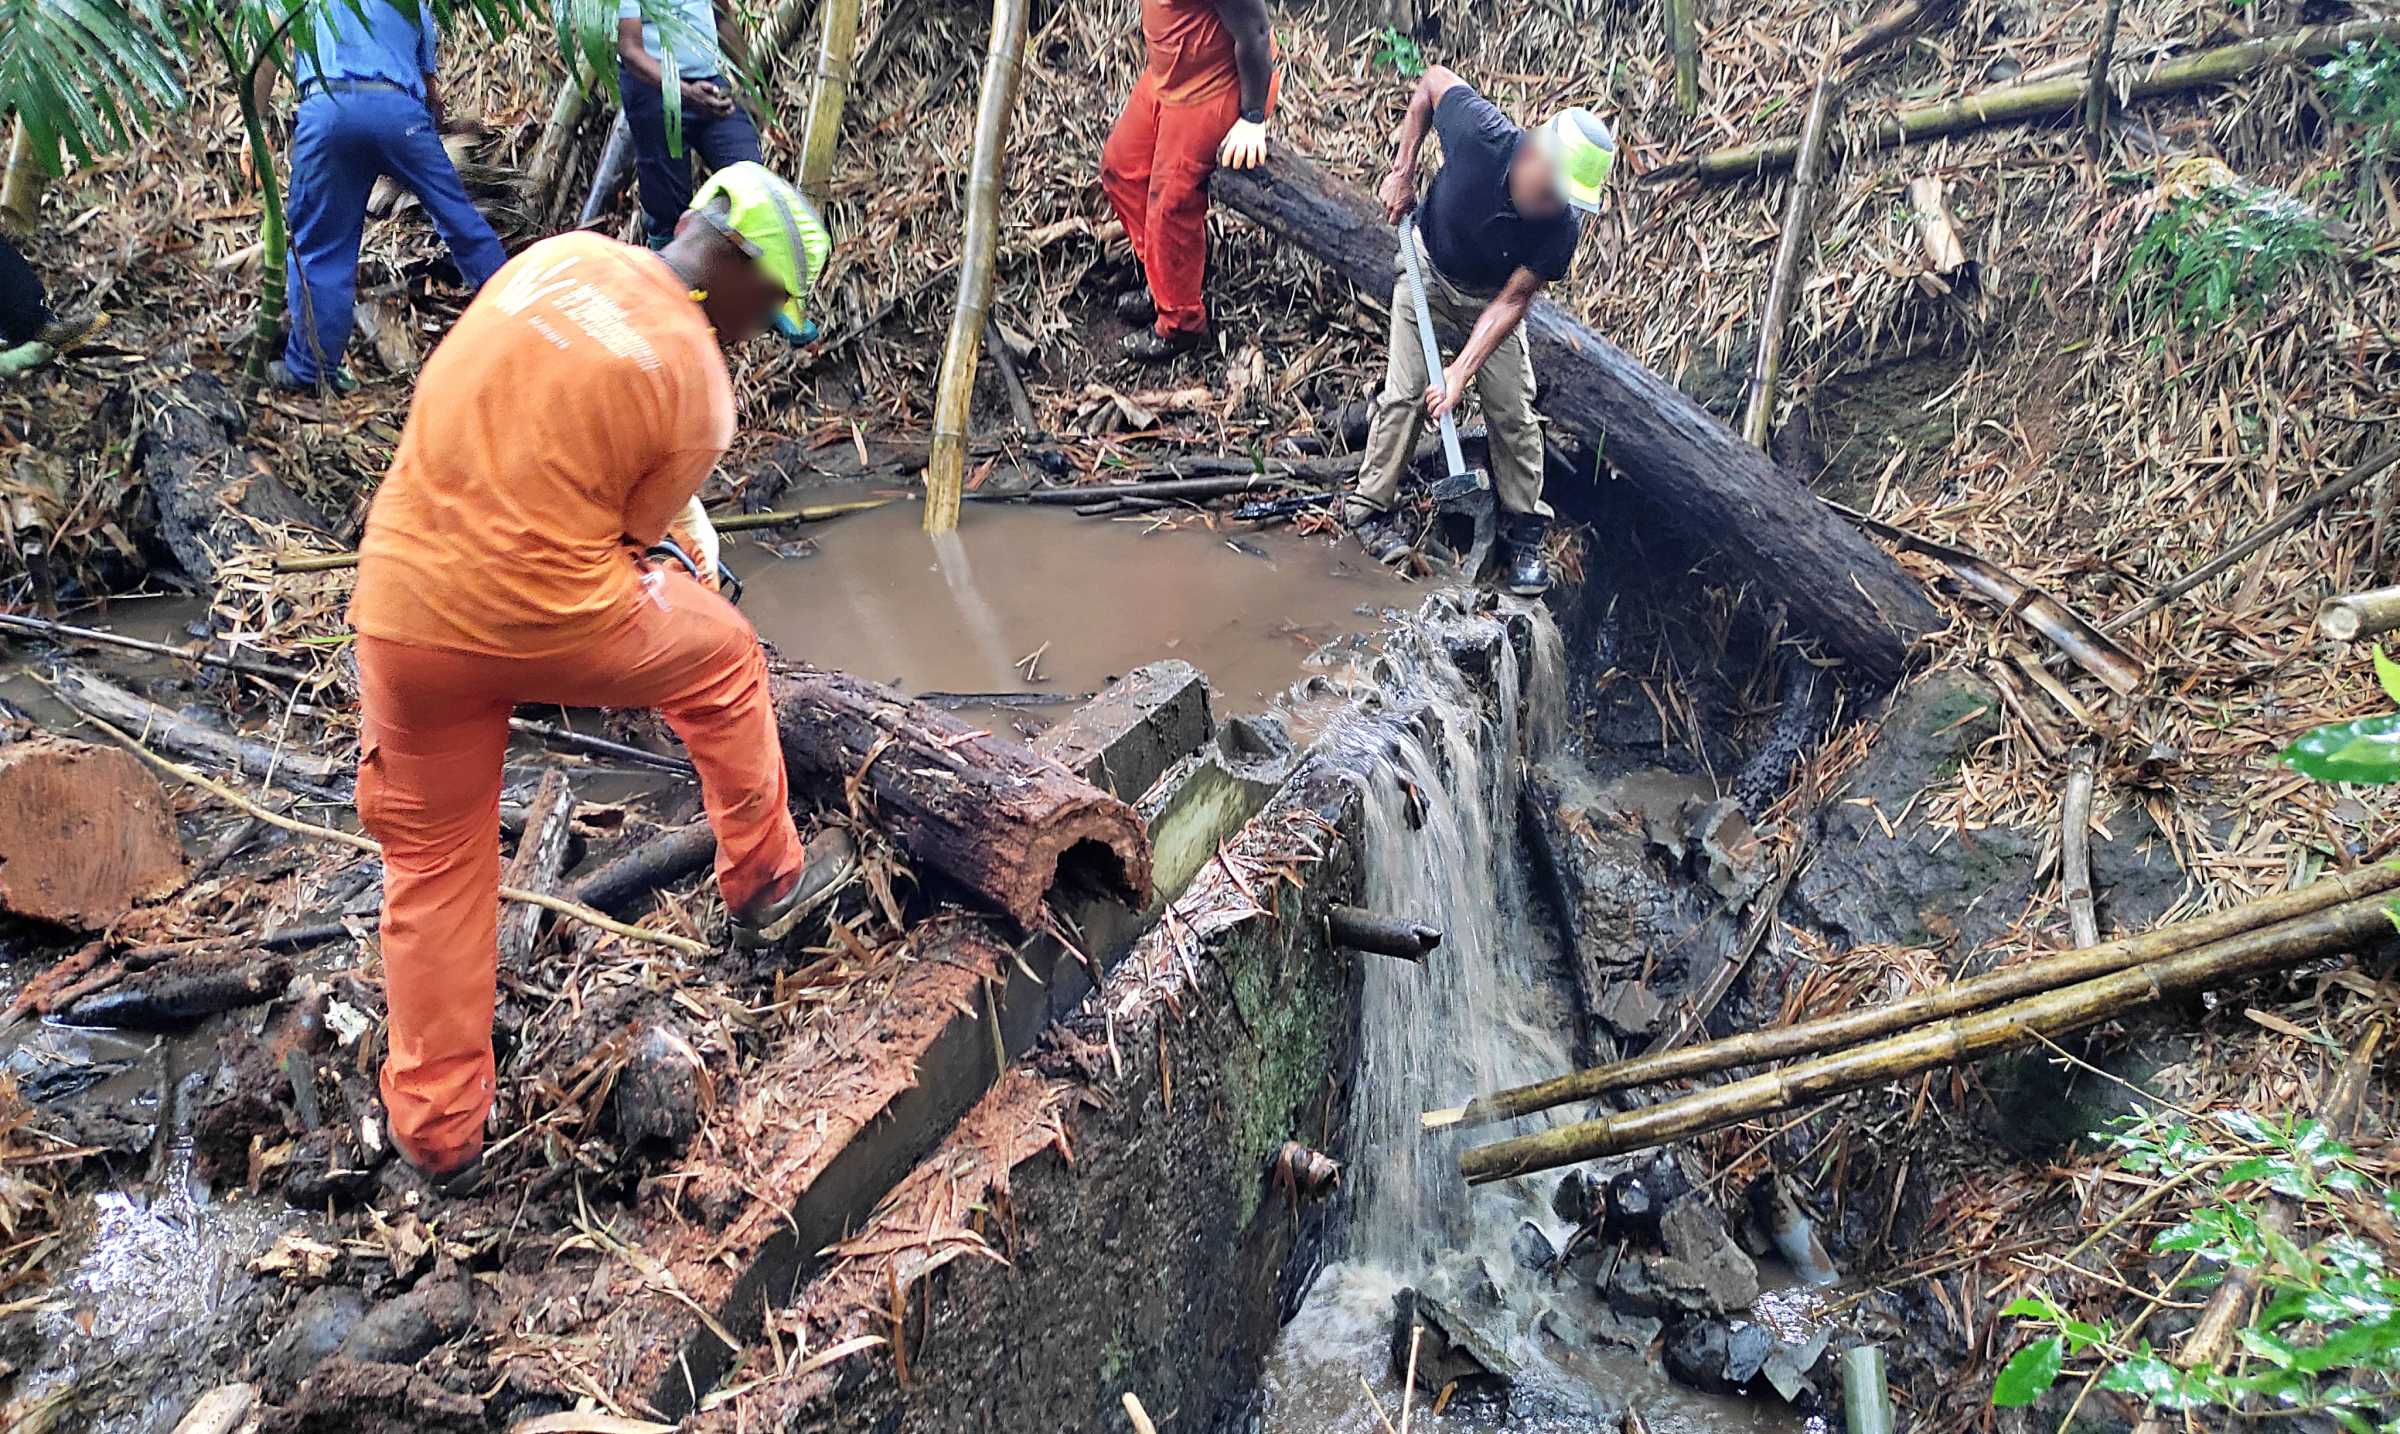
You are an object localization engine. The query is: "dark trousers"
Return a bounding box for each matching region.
[282,86,506,383]
[619,67,763,246]
[0,234,51,346]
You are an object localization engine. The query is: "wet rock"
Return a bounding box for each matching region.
[1553,1169,1603,1226]
[1759,1324,1832,1404]
[335,1275,473,1367]
[1662,1316,1775,1395]
[1748,1172,1839,1286]
[1513,1219,1558,1272]
[611,1020,704,1153]
[1577,1294,1663,1355]
[1426,1249,1502,1308]
[254,1286,367,1396]
[1392,1285,1520,1395]
[1604,1196,1759,1318]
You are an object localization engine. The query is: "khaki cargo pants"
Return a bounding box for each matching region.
[1349,229,1551,520]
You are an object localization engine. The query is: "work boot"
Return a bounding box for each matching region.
[1113,289,1157,325]
[1122,326,1201,363]
[1499,512,1553,597]
[730,827,859,951]
[266,358,359,396]
[1344,500,1413,565]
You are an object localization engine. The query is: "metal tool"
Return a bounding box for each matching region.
[1397,213,1497,579]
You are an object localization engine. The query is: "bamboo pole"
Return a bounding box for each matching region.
[2060,744,2100,948]
[526,79,593,221]
[2127,1023,2384,1434]
[267,498,893,573]
[1667,19,2400,183]
[1663,0,1699,115]
[2316,585,2400,642]
[1835,0,1951,67]
[923,0,1029,535]
[795,0,862,209]
[2084,0,2125,156]
[1458,889,2400,1181]
[1,117,45,232]
[1424,859,2400,1133]
[1739,69,1841,450]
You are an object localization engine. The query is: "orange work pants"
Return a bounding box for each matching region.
[356,568,804,1173]
[1101,72,1241,339]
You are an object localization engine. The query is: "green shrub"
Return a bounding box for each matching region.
[2121,187,2337,335]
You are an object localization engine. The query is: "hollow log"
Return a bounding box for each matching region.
[1212,148,1937,683]
[771,666,1149,926]
[498,770,576,969]
[0,734,187,930]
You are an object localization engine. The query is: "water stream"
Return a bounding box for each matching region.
[1259,600,1805,1434]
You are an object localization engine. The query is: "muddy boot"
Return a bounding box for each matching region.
[1122,326,1201,363]
[1113,289,1157,326]
[731,827,859,950]
[1499,512,1552,596]
[1344,500,1413,565]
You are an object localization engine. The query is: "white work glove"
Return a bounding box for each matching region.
[1218,116,1269,170]
[667,495,722,590]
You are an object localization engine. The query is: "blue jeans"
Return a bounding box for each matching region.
[620,67,763,246]
[282,85,506,384]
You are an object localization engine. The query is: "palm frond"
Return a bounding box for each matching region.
[0,0,185,171]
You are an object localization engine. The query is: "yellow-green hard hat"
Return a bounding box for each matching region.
[690,162,832,325]
[1539,108,1616,215]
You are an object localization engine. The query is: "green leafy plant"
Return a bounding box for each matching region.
[2121,186,2338,336]
[1373,24,1424,78]
[2280,645,2400,785]
[1992,1110,2400,1427]
[2318,39,2400,219]
[0,0,185,177]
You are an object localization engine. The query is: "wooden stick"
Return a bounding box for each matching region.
[1120,1392,1159,1434]
[1665,19,2400,182]
[2316,585,2400,642]
[1663,0,1699,115]
[2084,0,2126,156]
[171,1383,259,1434]
[985,316,1040,434]
[2061,744,2100,948]
[0,610,310,683]
[2128,1022,2385,1434]
[923,0,1029,534]
[1457,891,2400,1180]
[1399,1323,1423,1434]
[1740,69,1842,451]
[68,702,709,958]
[1907,176,1969,279]
[1424,860,2400,1132]
[2104,444,2400,636]
[796,0,861,208]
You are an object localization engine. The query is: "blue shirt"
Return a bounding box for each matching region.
[619,0,722,76]
[295,0,438,101]
[1420,84,1582,294]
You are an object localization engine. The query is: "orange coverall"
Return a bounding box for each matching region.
[349,231,804,1174]
[1101,0,1274,339]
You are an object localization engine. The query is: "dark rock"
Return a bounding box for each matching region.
[1392,1285,1520,1395]
[1552,1169,1603,1226]
[1605,1198,1760,1318]
[611,1020,704,1153]
[1760,1325,1832,1403]
[1662,1316,1775,1395]
[1427,1249,1502,1308]
[336,1275,473,1367]
[282,1123,381,1207]
[255,1286,367,1396]
[1604,1171,1663,1245]
[1512,1219,1558,1273]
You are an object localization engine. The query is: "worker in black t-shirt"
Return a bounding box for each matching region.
[1344,64,1614,596]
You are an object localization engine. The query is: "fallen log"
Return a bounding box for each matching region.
[1428,858,2400,1132]
[577,114,635,230]
[53,666,351,798]
[1458,887,2400,1179]
[0,734,187,930]
[568,824,719,916]
[1668,18,2400,183]
[58,950,292,1030]
[1213,147,1937,683]
[771,665,1149,926]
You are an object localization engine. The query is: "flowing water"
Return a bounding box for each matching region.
[1258,600,1807,1434]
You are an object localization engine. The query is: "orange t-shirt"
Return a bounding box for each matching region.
[1143,0,1243,106]
[349,232,735,659]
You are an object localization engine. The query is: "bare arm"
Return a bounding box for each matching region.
[1427,266,1543,418]
[618,16,665,89]
[1214,0,1271,117]
[1378,63,1463,219]
[423,73,445,130]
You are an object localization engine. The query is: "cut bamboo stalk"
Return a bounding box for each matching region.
[1,117,45,232]
[2316,585,2400,642]
[1668,19,2400,183]
[2105,444,2400,636]
[577,114,636,230]
[1835,0,1951,67]
[2084,0,2126,155]
[923,0,1029,535]
[2127,1022,2384,1434]
[1906,176,1968,281]
[1424,859,2400,1132]
[1840,1347,1891,1434]
[267,497,894,572]
[1663,0,1699,115]
[2061,744,2100,949]
[1740,69,1840,451]
[526,78,593,219]
[796,0,862,208]
[1458,890,2400,1181]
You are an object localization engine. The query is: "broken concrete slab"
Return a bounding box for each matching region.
[1033,659,1212,799]
[0,733,186,931]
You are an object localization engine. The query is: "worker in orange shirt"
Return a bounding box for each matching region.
[1100,0,1276,362]
[349,163,848,1190]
